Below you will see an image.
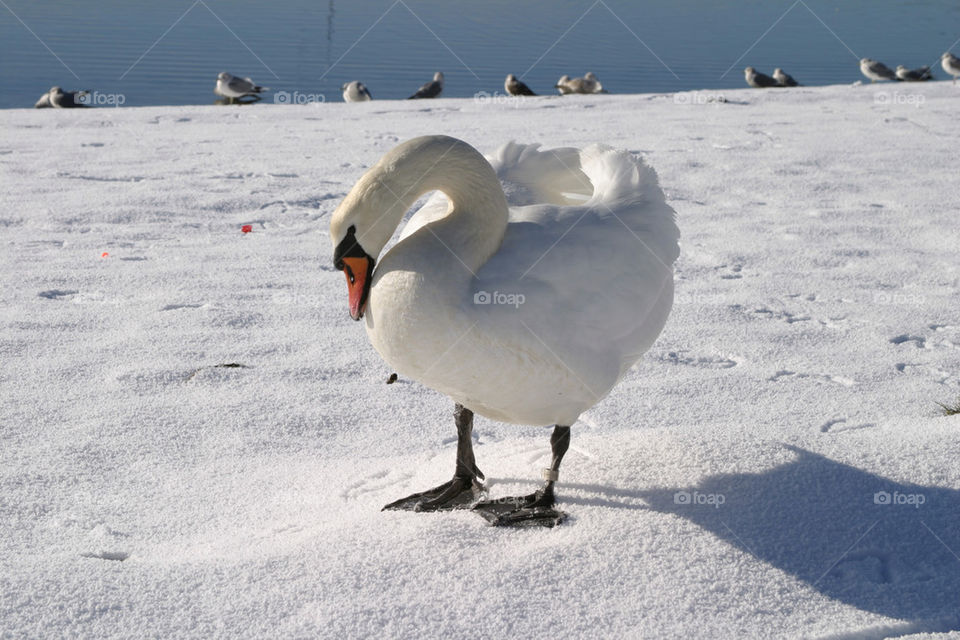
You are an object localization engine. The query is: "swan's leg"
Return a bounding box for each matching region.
[382,404,487,512]
[472,425,571,528]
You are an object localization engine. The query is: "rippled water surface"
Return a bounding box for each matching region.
[1,0,958,108]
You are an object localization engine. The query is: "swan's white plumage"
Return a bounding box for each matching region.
[331,136,678,426]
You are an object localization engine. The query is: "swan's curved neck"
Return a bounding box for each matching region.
[357,137,509,272]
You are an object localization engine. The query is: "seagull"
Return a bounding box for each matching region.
[859,58,897,82]
[582,71,603,93]
[744,67,779,88]
[554,75,574,94]
[555,72,603,95]
[773,68,800,87]
[895,65,932,82]
[34,86,89,108]
[214,72,268,103]
[942,52,960,84]
[504,74,536,96]
[342,81,372,102]
[408,72,444,99]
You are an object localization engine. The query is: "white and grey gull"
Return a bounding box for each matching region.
[895,65,933,82]
[408,71,444,99]
[744,67,779,88]
[773,68,800,87]
[555,72,603,95]
[504,74,536,96]
[859,58,897,82]
[342,81,372,102]
[214,72,268,102]
[34,86,89,108]
[941,52,960,84]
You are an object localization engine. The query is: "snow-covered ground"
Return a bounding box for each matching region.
[2,83,960,639]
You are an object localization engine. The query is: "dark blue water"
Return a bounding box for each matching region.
[1,0,958,109]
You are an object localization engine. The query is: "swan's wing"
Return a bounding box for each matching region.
[486,141,592,206]
[472,146,679,386]
[401,141,591,240]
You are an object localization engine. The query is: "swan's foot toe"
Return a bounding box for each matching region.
[382,476,486,512]
[472,490,567,528]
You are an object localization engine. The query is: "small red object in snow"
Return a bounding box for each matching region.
[241,225,253,234]
[101,252,109,258]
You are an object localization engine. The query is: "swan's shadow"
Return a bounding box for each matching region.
[498,446,960,622]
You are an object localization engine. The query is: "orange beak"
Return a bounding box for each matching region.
[342,256,374,321]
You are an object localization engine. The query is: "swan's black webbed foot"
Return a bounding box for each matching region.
[382,475,486,512]
[383,403,486,512]
[473,424,571,528]
[472,485,567,527]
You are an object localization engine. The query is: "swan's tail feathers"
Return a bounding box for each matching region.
[487,141,592,206]
[580,145,664,206]
[581,146,680,266]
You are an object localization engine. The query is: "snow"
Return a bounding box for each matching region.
[2,83,960,639]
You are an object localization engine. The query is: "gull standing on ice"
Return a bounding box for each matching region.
[504,74,536,96]
[555,72,603,95]
[342,81,372,102]
[214,72,268,103]
[408,72,444,99]
[744,67,779,88]
[773,68,800,86]
[895,65,932,82]
[859,58,897,82]
[941,52,960,84]
[582,71,603,93]
[34,86,89,108]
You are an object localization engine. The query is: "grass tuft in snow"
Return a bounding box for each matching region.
[935,397,960,416]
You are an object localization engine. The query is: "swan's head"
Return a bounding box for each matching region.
[330,140,425,320]
[331,219,375,321]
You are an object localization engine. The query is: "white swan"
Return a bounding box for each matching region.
[330,135,679,526]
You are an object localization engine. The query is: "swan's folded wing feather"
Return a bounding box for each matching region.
[487,142,592,206]
[473,193,678,387]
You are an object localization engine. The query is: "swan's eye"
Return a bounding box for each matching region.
[344,264,355,284]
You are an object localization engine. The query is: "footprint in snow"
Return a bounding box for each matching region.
[661,351,738,369]
[340,469,414,501]
[819,418,876,434]
[769,370,855,386]
[895,363,952,385]
[890,334,926,348]
[80,550,130,562]
[38,289,78,299]
[829,551,892,584]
